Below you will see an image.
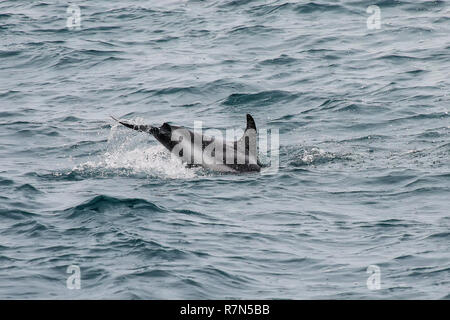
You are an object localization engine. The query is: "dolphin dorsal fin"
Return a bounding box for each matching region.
[246,113,256,131]
[236,114,258,161]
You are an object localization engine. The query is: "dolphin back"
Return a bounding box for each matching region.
[111,114,261,173]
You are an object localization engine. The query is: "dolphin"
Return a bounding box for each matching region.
[111,114,261,173]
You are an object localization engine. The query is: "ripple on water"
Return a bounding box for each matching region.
[287,146,352,167]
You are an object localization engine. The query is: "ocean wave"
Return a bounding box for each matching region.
[0,209,37,220]
[293,2,344,14]
[258,54,298,66]
[248,1,354,17]
[0,177,14,186]
[62,195,166,218]
[14,184,42,195]
[222,90,299,107]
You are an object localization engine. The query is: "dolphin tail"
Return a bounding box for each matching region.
[110,116,157,134]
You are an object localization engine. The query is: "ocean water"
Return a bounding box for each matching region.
[0,0,449,299]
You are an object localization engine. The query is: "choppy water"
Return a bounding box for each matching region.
[1,0,449,299]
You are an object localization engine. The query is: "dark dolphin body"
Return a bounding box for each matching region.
[112,114,261,173]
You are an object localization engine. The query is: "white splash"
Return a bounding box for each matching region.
[301,147,327,164]
[73,120,198,179]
